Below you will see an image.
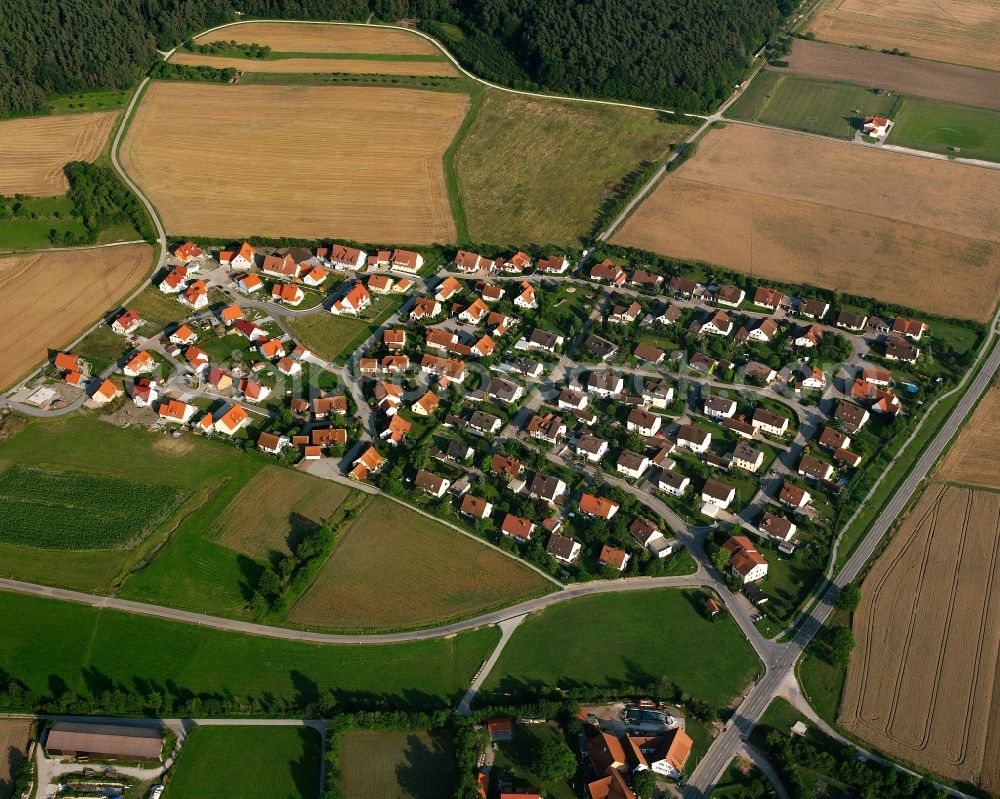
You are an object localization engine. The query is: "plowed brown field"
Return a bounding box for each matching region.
[0,112,118,195]
[807,0,1000,71]
[287,496,553,631]
[0,243,152,390]
[168,52,456,76]
[841,484,1000,794]
[121,82,467,243]
[938,384,1000,490]
[194,21,440,55]
[613,125,1000,321]
[779,39,1000,111]
[0,719,31,799]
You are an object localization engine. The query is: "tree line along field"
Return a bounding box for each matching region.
[0,590,500,711]
[454,90,690,246]
[338,729,456,799]
[727,69,1000,163]
[120,82,467,244]
[286,496,555,632]
[937,383,1000,491]
[0,464,186,550]
[776,39,1000,112]
[840,484,1000,795]
[0,244,153,392]
[0,112,117,196]
[613,124,1000,322]
[481,589,761,708]
[164,725,322,799]
[806,0,1000,72]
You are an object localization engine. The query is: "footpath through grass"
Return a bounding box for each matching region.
[166,725,322,799]
[481,588,761,708]
[0,590,499,712]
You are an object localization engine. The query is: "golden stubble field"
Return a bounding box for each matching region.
[216,464,352,560]
[121,82,466,243]
[938,384,1000,489]
[613,124,1000,321]
[169,51,456,76]
[840,484,1000,794]
[195,21,440,54]
[0,243,152,390]
[0,112,118,195]
[287,496,553,631]
[807,0,1000,71]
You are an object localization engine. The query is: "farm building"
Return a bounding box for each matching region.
[46,722,163,762]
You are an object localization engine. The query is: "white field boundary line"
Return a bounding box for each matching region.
[174,18,707,121]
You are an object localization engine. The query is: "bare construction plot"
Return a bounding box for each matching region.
[169,52,456,76]
[807,0,1000,71]
[0,112,118,195]
[121,82,467,243]
[937,383,1000,490]
[0,243,152,390]
[841,484,1000,794]
[613,125,1000,321]
[778,39,1000,111]
[194,21,441,55]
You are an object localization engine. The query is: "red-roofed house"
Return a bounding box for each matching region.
[111,309,143,335]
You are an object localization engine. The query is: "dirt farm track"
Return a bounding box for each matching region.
[840,484,1000,794]
[121,82,466,243]
[0,243,152,391]
[0,112,118,196]
[937,384,1000,490]
[807,0,1000,72]
[613,125,1000,322]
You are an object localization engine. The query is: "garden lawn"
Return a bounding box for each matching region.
[287,294,402,365]
[165,725,321,799]
[482,589,761,707]
[0,416,260,594]
[74,324,128,375]
[891,96,1000,163]
[492,723,576,799]
[127,286,193,333]
[0,590,499,710]
[287,496,555,631]
[338,729,456,799]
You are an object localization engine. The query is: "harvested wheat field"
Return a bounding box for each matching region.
[0,112,117,195]
[807,0,1000,71]
[169,52,456,76]
[614,125,1000,321]
[0,243,152,390]
[122,82,466,242]
[937,384,1000,490]
[216,464,354,560]
[779,39,1000,111]
[287,496,554,631]
[841,484,1000,794]
[0,719,31,799]
[195,21,440,55]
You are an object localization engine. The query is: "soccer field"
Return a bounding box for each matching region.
[890,96,1000,163]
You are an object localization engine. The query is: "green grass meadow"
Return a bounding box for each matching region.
[726,72,898,139]
[890,96,1000,163]
[482,589,761,707]
[339,729,456,799]
[165,725,322,799]
[0,416,262,597]
[0,589,499,710]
